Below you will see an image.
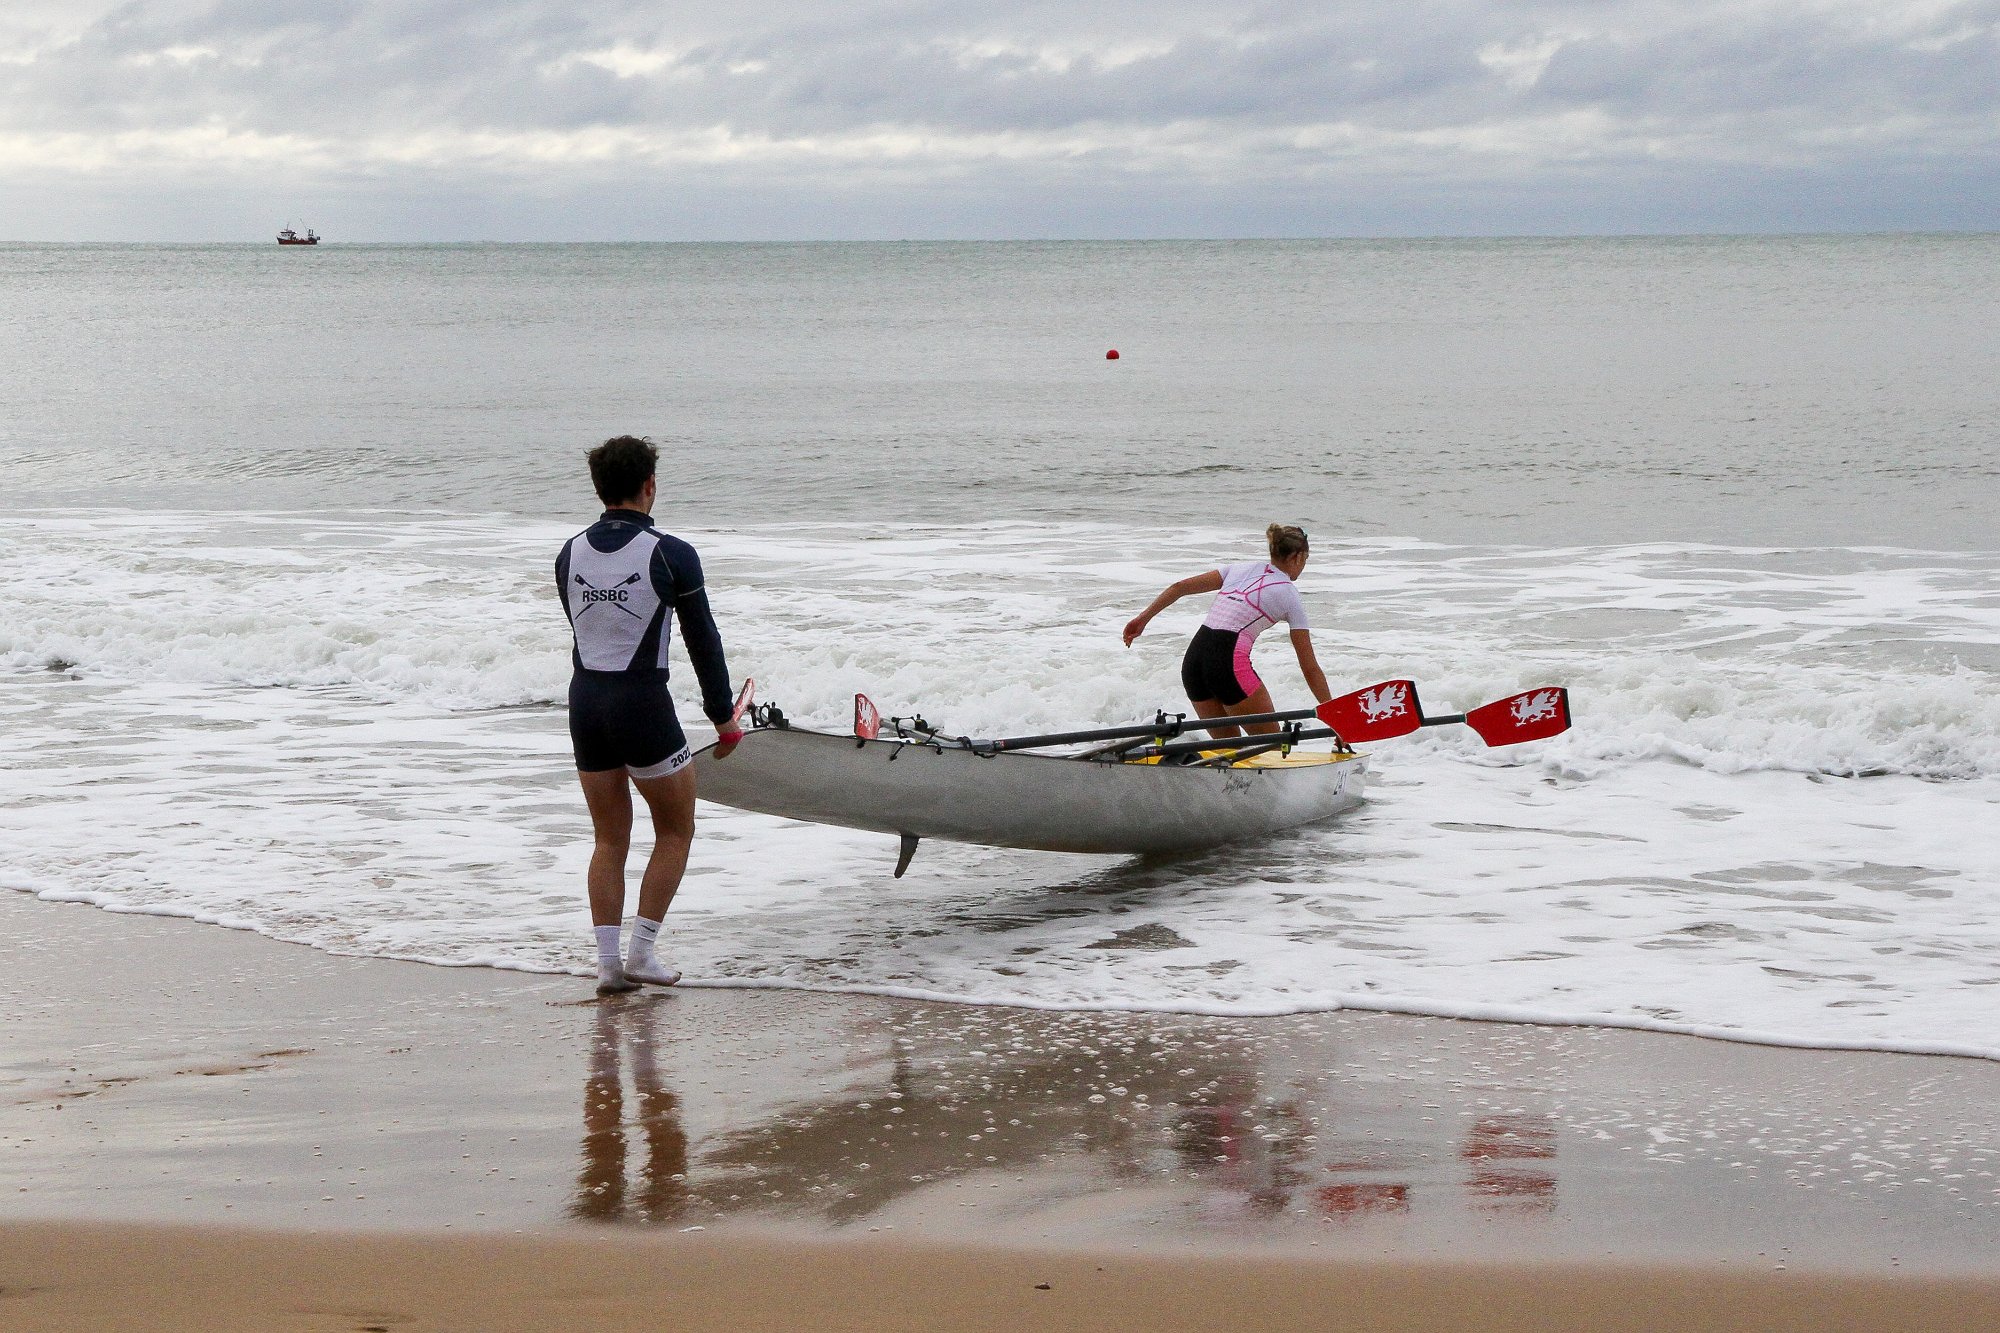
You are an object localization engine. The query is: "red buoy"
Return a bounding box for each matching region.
[1106,349,1120,360]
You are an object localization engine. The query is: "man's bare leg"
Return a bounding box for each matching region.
[624,766,697,987]
[633,766,697,922]
[579,767,640,994]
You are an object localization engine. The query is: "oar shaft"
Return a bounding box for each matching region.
[980,707,1476,755]
[1128,711,1481,759]
[986,706,1321,752]
[1130,724,1342,760]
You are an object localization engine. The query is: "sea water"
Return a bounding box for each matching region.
[2,237,1996,1058]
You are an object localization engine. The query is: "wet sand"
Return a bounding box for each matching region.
[3,890,1997,1329]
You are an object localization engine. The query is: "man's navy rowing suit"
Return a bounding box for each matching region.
[556,508,732,778]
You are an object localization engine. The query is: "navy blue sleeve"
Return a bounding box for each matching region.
[554,540,575,626]
[652,537,734,725]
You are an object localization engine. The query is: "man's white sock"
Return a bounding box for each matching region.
[593,924,637,994]
[625,915,679,985]
[628,915,663,966]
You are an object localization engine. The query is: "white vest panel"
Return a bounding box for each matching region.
[564,529,664,671]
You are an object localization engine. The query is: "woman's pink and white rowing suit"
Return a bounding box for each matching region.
[1179,561,1311,706]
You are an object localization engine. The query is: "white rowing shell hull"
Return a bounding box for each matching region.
[691,726,1365,854]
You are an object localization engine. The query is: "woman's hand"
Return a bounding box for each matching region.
[713,720,745,760]
[1122,615,1150,647]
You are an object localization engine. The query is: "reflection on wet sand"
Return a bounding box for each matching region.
[1315,1182,1411,1216]
[569,1002,689,1224]
[567,1001,1561,1234]
[1462,1113,1558,1215]
[1171,1070,1314,1220]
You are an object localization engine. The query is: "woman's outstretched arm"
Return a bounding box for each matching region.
[1123,571,1223,646]
[1290,628,1333,703]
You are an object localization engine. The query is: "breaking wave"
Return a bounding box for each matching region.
[4,511,1996,782]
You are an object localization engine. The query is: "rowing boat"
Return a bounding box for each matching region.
[690,711,1364,872]
[688,679,1568,876]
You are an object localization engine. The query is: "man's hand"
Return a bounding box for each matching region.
[1122,615,1148,647]
[714,679,755,758]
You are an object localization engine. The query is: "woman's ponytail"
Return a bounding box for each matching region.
[1266,524,1309,562]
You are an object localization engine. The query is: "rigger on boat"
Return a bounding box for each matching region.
[691,680,1572,876]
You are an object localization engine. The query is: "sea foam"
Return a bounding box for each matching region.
[4,511,1995,779]
[3,510,1996,1059]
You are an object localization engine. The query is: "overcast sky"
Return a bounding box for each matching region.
[3,0,1996,239]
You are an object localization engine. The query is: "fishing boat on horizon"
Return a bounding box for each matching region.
[276,227,319,245]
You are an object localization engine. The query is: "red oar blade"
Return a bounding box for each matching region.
[853,692,881,740]
[1465,687,1571,746]
[1316,679,1423,742]
[730,678,756,726]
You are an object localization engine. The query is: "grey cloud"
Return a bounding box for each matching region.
[1,0,1995,237]
[9,0,1981,137]
[1535,5,2000,122]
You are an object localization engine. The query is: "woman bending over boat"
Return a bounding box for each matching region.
[1122,524,1333,739]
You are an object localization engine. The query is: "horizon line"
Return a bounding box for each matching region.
[6,226,1998,246]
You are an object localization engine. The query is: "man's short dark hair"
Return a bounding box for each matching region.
[588,435,658,506]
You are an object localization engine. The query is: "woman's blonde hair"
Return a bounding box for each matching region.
[1266,524,1309,562]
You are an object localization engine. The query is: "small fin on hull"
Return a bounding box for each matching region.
[894,832,919,878]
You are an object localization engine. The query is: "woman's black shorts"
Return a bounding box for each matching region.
[1180,625,1262,706]
[568,672,691,778]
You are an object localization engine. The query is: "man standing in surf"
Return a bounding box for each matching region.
[557,436,743,995]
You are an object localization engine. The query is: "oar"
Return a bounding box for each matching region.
[980,679,1427,753]
[1127,724,1346,761]
[1123,686,1572,760]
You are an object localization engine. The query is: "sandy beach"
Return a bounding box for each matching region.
[9,1223,2000,1333]
[3,890,1997,1329]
